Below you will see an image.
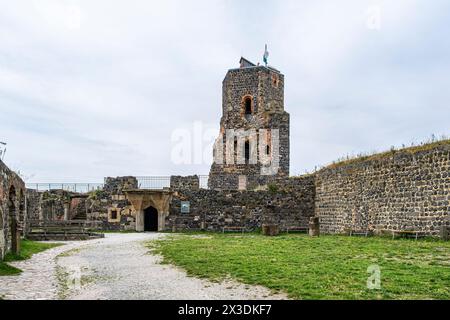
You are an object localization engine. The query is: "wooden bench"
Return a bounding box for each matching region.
[384,229,427,240]
[347,229,371,237]
[222,226,247,233]
[284,226,308,234]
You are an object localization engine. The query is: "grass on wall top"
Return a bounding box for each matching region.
[322,138,450,171]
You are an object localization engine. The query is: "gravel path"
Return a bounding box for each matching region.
[0,239,100,300]
[1,233,287,300]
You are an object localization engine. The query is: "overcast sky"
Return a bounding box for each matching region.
[1,0,449,183]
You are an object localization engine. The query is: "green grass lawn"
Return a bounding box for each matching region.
[0,239,62,276]
[150,233,450,300]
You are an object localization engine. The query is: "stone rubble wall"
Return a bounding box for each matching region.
[26,189,41,220]
[315,142,450,235]
[103,176,138,194]
[0,159,26,260]
[168,175,315,231]
[208,66,290,190]
[170,175,199,190]
[25,176,137,231]
[23,141,450,237]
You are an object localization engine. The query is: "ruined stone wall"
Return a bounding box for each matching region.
[46,177,138,230]
[26,189,84,221]
[104,176,138,194]
[168,175,315,231]
[315,142,450,235]
[170,175,199,190]
[40,190,69,220]
[26,189,41,220]
[86,178,136,230]
[208,64,290,190]
[0,159,26,260]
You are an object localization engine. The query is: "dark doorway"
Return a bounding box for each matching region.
[144,206,158,231]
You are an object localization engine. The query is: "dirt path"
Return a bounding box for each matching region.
[1,233,287,300]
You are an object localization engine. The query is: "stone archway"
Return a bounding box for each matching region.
[125,190,172,232]
[144,206,158,232]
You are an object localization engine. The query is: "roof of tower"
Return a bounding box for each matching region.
[239,57,256,68]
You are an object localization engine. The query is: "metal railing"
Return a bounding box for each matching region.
[136,176,170,189]
[136,175,209,189]
[26,175,210,192]
[26,183,104,193]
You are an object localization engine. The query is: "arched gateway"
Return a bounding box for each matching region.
[124,190,172,232]
[144,206,158,232]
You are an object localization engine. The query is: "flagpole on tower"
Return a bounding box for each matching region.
[263,44,269,67]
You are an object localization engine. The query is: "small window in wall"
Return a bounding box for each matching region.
[244,97,252,115]
[245,140,250,163]
[108,208,119,222]
[272,74,279,87]
[266,145,270,155]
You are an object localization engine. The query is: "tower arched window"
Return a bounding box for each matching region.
[244,96,252,115]
[245,140,250,163]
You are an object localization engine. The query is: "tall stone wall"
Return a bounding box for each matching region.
[168,175,315,231]
[315,142,450,235]
[0,159,26,260]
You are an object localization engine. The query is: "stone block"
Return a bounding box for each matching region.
[262,224,279,236]
[440,226,450,241]
[309,217,320,237]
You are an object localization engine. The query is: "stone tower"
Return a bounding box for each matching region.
[208,57,290,190]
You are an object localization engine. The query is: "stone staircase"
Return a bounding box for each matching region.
[73,212,87,220]
[26,220,104,241]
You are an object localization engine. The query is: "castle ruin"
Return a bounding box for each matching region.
[1,57,449,260]
[208,57,290,190]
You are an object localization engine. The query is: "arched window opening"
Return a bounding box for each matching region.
[245,140,250,163]
[244,97,252,115]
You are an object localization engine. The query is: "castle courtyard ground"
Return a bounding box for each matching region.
[0,233,286,300]
[1,233,449,300]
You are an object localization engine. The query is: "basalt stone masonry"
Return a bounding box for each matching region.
[20,58,450,239]
[0,159,26,259]
[208,58,290,190]
[168,175,315,231]
[24,141,449,237]
[315,141,450,236]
